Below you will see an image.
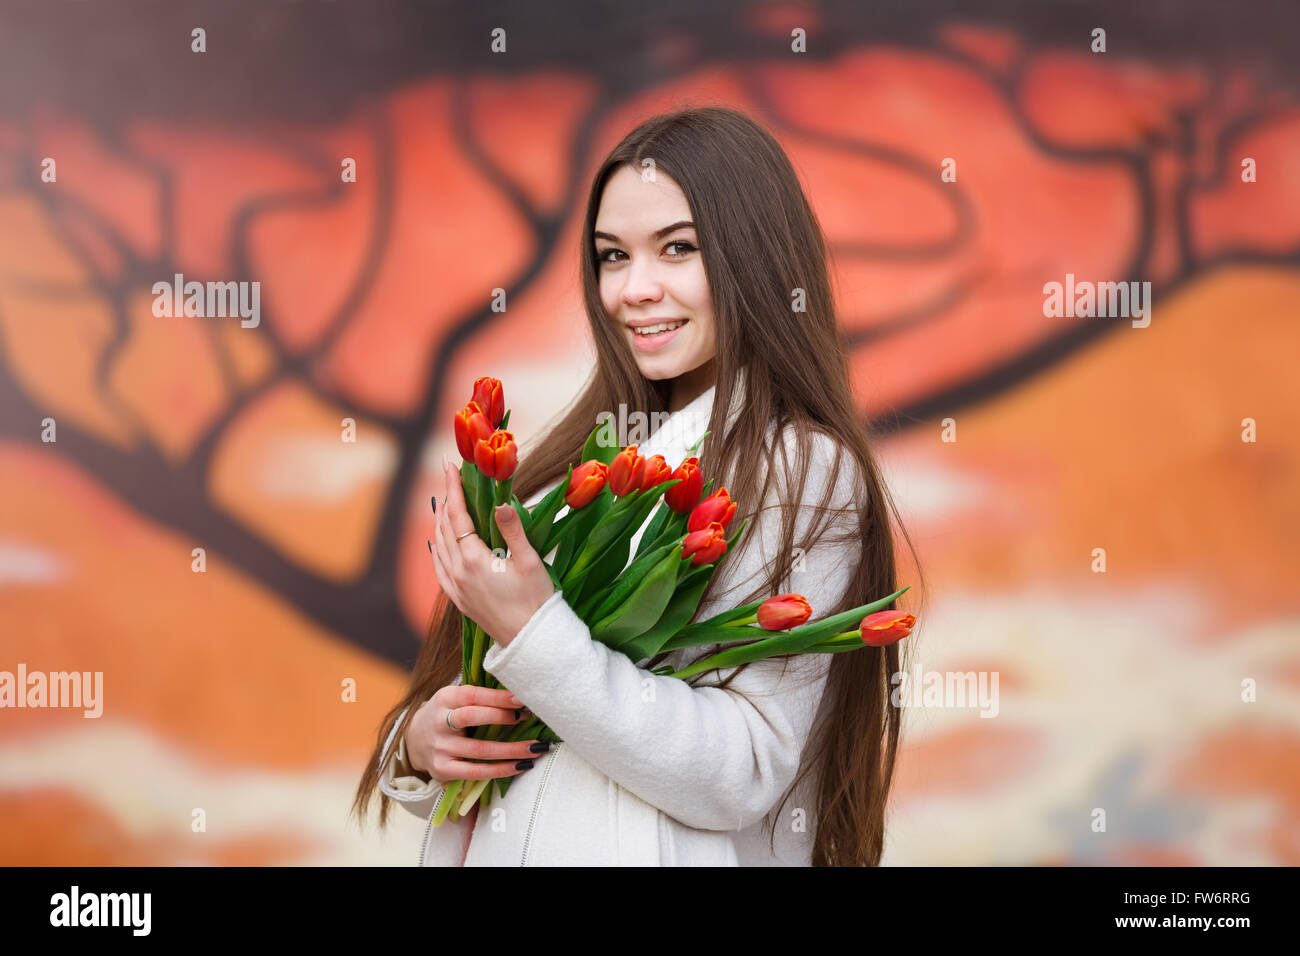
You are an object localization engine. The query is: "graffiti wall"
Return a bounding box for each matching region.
[0,0,1297,865]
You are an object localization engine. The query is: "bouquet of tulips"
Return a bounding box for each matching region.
[431,376,916,826]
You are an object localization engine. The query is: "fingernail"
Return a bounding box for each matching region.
[508,694,523,706]
[515,760,534,771]
[427,539,433,553]
[529,741,550,753]
[514,709,522,720]
[431,495,437,514]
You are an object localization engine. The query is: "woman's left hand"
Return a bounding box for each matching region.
[432,455,557,648]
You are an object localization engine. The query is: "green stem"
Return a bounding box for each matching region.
[468,618,486,686]
[667,628,865,678]
[488,477,513,553]
[431,778,464,827]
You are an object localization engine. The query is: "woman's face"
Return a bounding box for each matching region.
[594,165,718,395]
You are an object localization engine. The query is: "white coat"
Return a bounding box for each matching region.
[377,374,862,865]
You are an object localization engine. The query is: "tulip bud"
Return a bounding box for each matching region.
[565,459,608,509]
[474,430,518,481]
[639,454,673,491]
[608,445,647,497]
[756,593,812,630]
[681,520,728,566]
[858,610,915,646]
[471,376,505,428]
[687,487,737,533]
[454,401,494,462]
[664,457,703,513]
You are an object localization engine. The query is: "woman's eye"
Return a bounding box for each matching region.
[597,241,696,265]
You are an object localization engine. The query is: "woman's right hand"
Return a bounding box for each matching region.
[404,685,545,784]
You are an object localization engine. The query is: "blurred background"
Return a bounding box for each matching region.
[0,0,1297,865]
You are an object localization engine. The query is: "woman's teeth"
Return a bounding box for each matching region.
[633,320,686,336]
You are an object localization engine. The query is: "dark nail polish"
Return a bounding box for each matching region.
[431,495,437,514]
[529,741,550,753]
[514,709,522,719]
[427,539,433,553]
[515,759,534,770]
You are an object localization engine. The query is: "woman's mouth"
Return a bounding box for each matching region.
[630,319,687,352]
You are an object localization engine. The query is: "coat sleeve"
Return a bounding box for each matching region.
[481,430,862,831]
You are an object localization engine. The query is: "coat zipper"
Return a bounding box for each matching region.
[519,741,564,867]
[420,743,565,867]
[418,786,448,868]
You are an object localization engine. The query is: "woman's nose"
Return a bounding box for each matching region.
[620,258,666,303]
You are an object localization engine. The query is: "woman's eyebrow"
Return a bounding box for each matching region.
[594,220,695,243]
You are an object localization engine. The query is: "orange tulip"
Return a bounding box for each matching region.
[858,610,916,646]
[608,445,647,497]
[681,520,728,566]
[474,430,517,481]
[664,457,703,513]
[454,401,494,462]
[639,454,673,491]
[565,459,608,509]
[471,376,505,428]
[757,593,812,630]
[687,487,736,533]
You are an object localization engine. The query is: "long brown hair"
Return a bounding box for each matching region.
[352,104,926,866]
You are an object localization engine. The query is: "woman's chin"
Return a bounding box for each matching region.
[634,359,688,382]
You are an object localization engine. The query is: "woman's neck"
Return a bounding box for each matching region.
[667,358,718,414]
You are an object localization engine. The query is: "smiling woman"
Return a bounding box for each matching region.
[354,105,922,868]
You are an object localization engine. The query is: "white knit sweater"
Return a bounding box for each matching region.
[378,376,864,865]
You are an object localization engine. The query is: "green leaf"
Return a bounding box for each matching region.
[459,462,480,530]
[659,622,765,652]
[581,417,622,466]
[578,538,680,621]
[499,409,511,430]
[636,508,688,559]
[691,599,765,629]
[686,429,711,455]
[589,548,682,649]
[634,501,674,558]
[471,465,493,536]
[566,481,677,581]
[508,498,531,537]
[551,491,610,580]
[522,468,571,549]
[617,567,715,662]
[565,534,631,610]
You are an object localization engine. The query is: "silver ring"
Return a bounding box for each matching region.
[455,530,475,542]
[446,708,458,731]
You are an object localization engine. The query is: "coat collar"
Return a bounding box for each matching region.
[643,367,747,468]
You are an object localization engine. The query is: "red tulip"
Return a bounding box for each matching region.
[757,593,812,630]
[454,401,494,462]
[639,454,673,491]
[681,520,728,566]
[687,487,736,533]
[471,376,505,428]
[664,457,703,513]
[608,445,647,497]
[565,459,608,509]
[858,610,916,646]
[474,430,517,481]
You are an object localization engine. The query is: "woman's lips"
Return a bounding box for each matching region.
[630,319,687,353]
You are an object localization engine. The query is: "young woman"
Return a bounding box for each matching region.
[352,105,921,866]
